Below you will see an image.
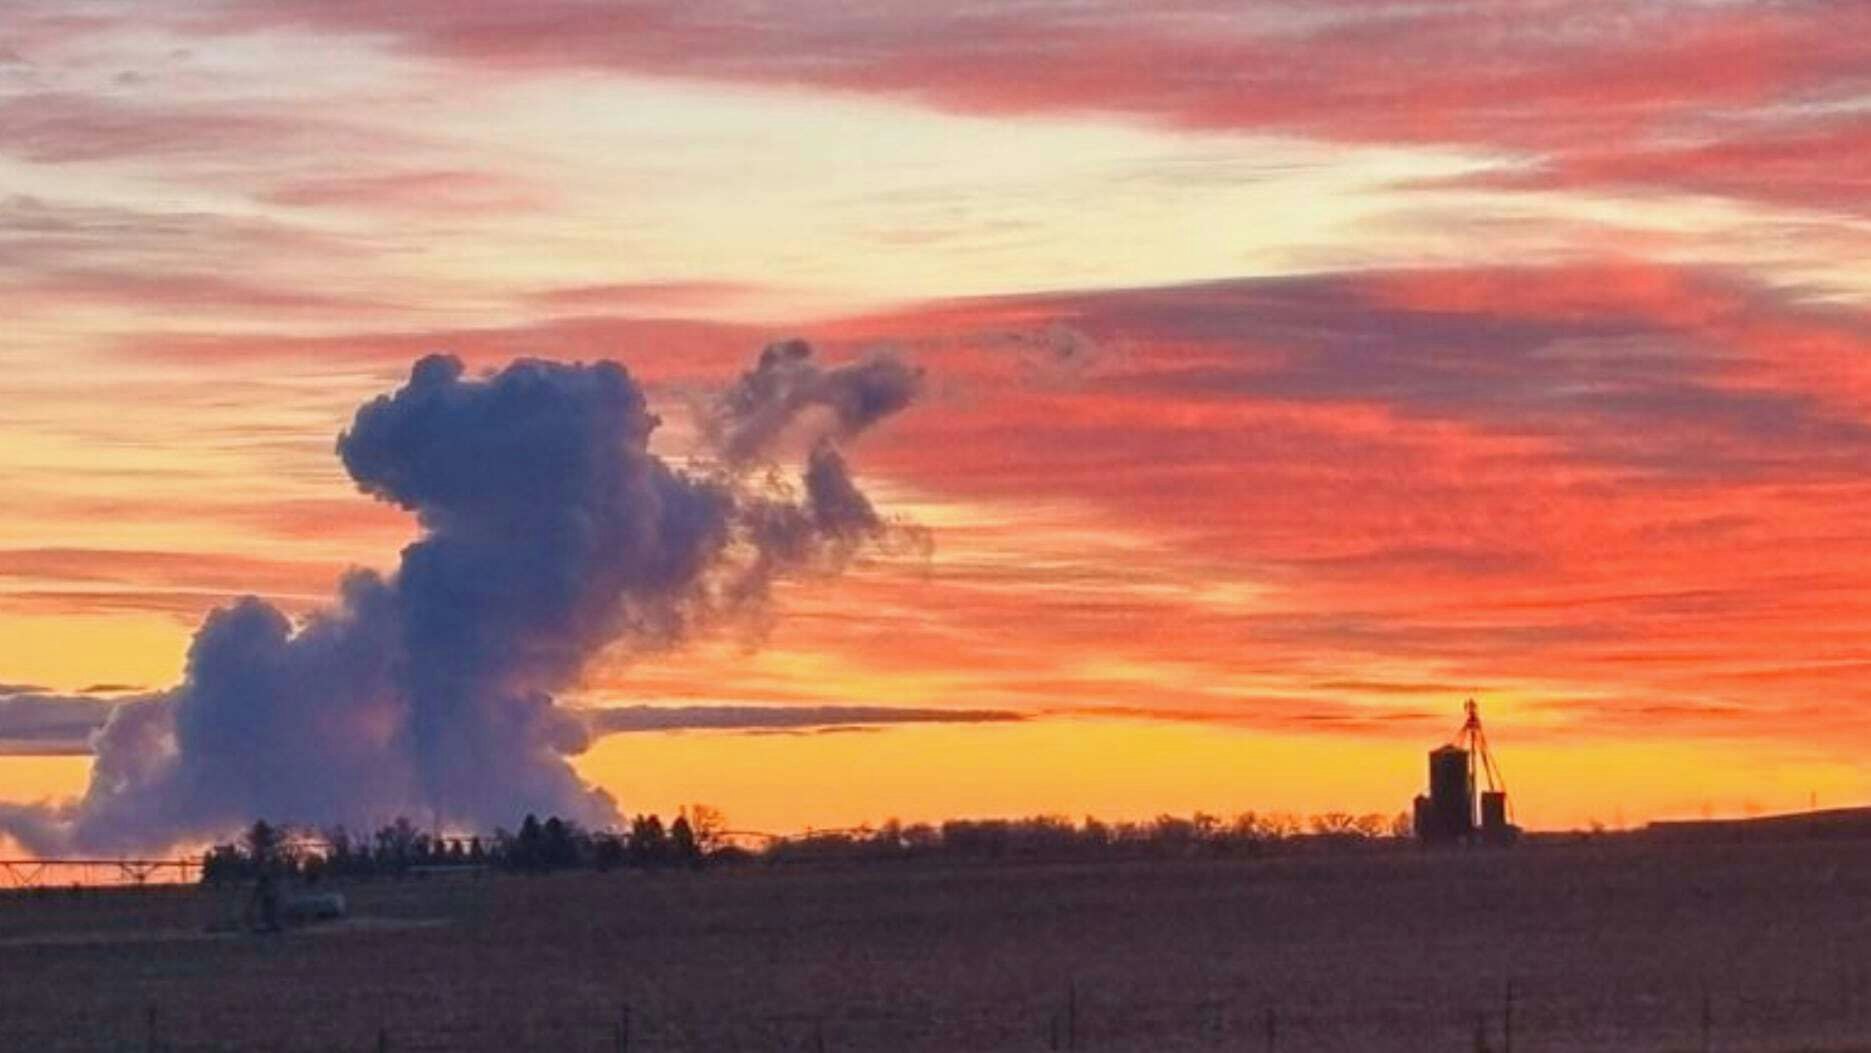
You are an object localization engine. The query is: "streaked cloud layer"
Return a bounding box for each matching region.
[2,0,1867,833]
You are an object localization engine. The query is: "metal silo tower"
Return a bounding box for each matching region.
[1415,698,1516,845]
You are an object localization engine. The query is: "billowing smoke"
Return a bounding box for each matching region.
[708,338,921,464]
[1,344,917,854]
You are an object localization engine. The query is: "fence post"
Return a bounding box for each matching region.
[1699,982,1713,1053]
[1842,961,1855,1023]
[1848,957,1863,1024]
[145,1006,157,1053]
[618,1004,631,1053]
[376,1025,388,1053]
[1504,979,1514,1053]
[814,1015,827,1053]
[1264,1006,1276,1053]
[1066,979,1077,1051]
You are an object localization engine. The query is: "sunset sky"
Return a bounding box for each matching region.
[3,0,1870,843]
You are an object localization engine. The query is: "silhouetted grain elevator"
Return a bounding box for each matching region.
[1413,699,1518,846]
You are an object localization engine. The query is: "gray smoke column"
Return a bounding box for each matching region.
[1,346,917,854]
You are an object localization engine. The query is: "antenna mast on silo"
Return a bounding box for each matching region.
[1454,698,1513,831]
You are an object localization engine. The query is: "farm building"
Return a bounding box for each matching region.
[1413,700,1519,847]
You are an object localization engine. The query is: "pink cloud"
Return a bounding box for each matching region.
[202,1,1871,216]
[12,268,394,315]
[261,170,545,213]
[525,280,771,315]
[0,91,415,165]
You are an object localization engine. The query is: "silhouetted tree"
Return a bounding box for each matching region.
[541,816,580,870]
[504,813,540,871]
[670,814,701,868]
[686,803,727,853]
[592,833,624,871]
[375,816,422,873]
[1151,815,1198,856]
[201,843,246,885]
[243,820,281,870]
[941,819,1008,858]
[1309,812,1360,837]
[1353,813,1390,839]
[323,826,355,871]
[902,822,940,854]
[628,814,667,867]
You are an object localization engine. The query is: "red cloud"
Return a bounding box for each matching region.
[1419,114,1871,217]
[802,263,1871,737]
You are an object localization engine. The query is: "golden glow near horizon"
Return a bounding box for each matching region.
[4,1,1871,843]
[7,720,1856,839]
[575,721,1871,835]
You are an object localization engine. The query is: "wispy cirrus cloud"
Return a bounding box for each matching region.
[11,268,397,316]
[0,547,352,621]
[0,547,350,596]
[205,0,1871,218]
[0,90,415,166]
[260,169,545,214]
[525,281,778,317]
[0,194,362,273]
[836,262,1871,490]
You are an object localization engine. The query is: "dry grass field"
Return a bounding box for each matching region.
[5,837,1871,1051]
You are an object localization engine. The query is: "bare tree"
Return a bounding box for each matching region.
[686,803,728,853]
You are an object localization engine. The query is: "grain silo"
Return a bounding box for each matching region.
[1480,791,1509,836]
[1418,744,1473,844]
[1413,699,1518,846]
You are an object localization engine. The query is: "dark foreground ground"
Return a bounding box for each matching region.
[5,837,1871,1051]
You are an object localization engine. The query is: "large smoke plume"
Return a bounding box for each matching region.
[0,343,919,854]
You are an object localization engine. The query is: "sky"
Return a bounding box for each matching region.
[2,0,1869,843]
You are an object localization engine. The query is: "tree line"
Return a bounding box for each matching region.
[200,807,1410,883]
[762,810,1411,864]
[200,807,724,884]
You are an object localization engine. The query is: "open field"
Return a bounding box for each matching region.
[5,838,1871,1051]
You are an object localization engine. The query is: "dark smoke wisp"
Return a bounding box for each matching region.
[708,338,921,465]
[0,343,917,854]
